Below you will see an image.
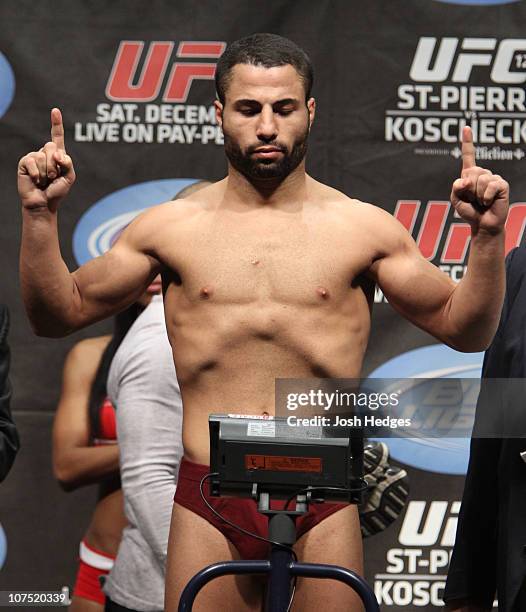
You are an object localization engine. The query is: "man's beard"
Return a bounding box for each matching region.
[223,124,309,182]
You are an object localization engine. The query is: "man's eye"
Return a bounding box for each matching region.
[277,108,294,116]
[240,108,258,116]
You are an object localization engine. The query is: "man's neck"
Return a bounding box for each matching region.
[224,162,309,210]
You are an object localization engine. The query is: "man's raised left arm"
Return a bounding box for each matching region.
[369,126,508,352]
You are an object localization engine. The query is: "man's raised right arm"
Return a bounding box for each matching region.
[18,108,160,337]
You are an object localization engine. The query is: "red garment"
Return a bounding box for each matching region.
[94,397,117,444]
[73,541,115,604]
[173,457,348,560]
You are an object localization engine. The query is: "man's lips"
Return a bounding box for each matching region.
[252,147,284,158]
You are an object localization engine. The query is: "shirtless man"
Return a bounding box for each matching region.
[18,33,508,611]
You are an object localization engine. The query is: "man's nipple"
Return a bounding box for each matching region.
[317,286,330,300]
[200,286,213,300]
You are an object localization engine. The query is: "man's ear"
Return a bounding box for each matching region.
[307,97,316,129]
[214,100,224,128]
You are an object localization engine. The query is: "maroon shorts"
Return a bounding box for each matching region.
[173,458,348,560]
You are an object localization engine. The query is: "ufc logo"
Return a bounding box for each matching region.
[395,200,526,262]
[106,41,226,103]
[399,501,460,547]
[410,37,526,84]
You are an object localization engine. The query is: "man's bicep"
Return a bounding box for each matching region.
[372,233,456,337]
[71,241,159,324]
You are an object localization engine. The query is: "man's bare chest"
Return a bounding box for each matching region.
[158,215,375,305]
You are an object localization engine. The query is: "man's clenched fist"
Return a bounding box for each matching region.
[18,108,75,212]
[450,126,509,234]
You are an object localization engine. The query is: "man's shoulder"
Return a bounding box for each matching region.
[127,183,224,238]
[311,181,383,211]
[314,184,398,227]
[133,198,205,228]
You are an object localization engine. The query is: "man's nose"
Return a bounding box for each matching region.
[256,107,277,142]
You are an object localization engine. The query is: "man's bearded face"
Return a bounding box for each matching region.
[223,124,309,181]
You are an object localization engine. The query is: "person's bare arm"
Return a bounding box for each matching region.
[369,127,508,352]
[52,337,119,491]
[18,108,159,337]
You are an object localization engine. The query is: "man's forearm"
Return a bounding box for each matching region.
[446,229,505,351]
[20,209,79,336]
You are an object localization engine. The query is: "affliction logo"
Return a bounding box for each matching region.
[386,37,526,160]
[74,41,226,145]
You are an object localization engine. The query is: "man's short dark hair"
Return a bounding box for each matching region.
[215,33,313,104]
